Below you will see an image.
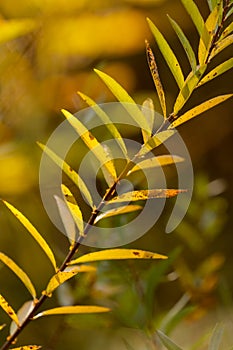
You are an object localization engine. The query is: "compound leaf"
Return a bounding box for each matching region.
[38,142,93,208]
[147,18,184,89]
[0,252,36,299]
[2,201,57,272]
[33,305,110,319]
[62,109,117,186]
[68,249,167,265]
[170,94,233,128]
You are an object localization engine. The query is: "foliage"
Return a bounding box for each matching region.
[0,0,232,349]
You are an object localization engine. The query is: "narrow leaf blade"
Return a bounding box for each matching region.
[145,40,166,118]
[180,0,205,37]
[156,330,183,350]
[137,130,176,157]
[2,201,57,271]
[147,18,184,89]
[10,301,34,336]
[11,346,41,350]
[0,252,36,299]
[94,69,151,134]
[43,265,96,297]
[198,58,233,87]
[0,324,6,331]
[0,294,19,326]
[33,305,110,319]
[61,184,84,236]
[209,34,233,60]
[78,91,128,157]
[173,65,207,116]
[219,21,233,40]
[94,205,142,224]
[38,142,93,208]
[108,189,186,204]
[68,249,167,265]
[170,94,233,128]
[168,15,197,72]
[62,109,117,186]
[128,155,184,175]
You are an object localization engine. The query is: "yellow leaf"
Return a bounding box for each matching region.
[198,2,221,64]
[197,58,233,87]
[3,201,57,272]
[128,155,184,175]
[137,130,176,157]
[0,324,6,331]
[78,92,128,158]
[94,205,142,224]
[44,265,96,297]
[68,249,167,265]
[38,142,93,208]
[170,94,233,128]
[0,294,19,326]
[173,65,207,116]
[107,189,186,204]
[62,109,117,186]
[10,346,41,350]
[0,252,36,299]
[61,185,84,237]
[33,305,110,319]
[94,69,151,134]
[145,40,166,119]
[209,34,233,60]
[147,18,184,89]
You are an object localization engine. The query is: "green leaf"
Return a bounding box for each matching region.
[137,130,176,157]
[2,201,57,272]
[38,142,93,208]
[43,265,96,297]
[11,346,42,350]
[0,252,36,299]
[108,189,186,204]
[0,294,19,326]
[168,15,197,72]
[147,18,184,89]
[68,249,167,265]
[61,184,84,237]
[207,0,219,11]
[209,34,233,60]
[145,40,167,119]
[0,19,36,45]
[198,2,222,64]
[170,94,233,128]
[62,109,117,186]
[78,91,128,158]
[173,65,207,116]
[180,0,205,37]
[156,330,183,350]
[33,305,110,319]
[128,155,184,175]
[94,205,142,223]
[219,21,233,40]
[198,58,233,86]
[208,323,224,350]
[94,69,150,134]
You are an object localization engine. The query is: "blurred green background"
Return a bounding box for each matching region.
[0,0,233,348]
